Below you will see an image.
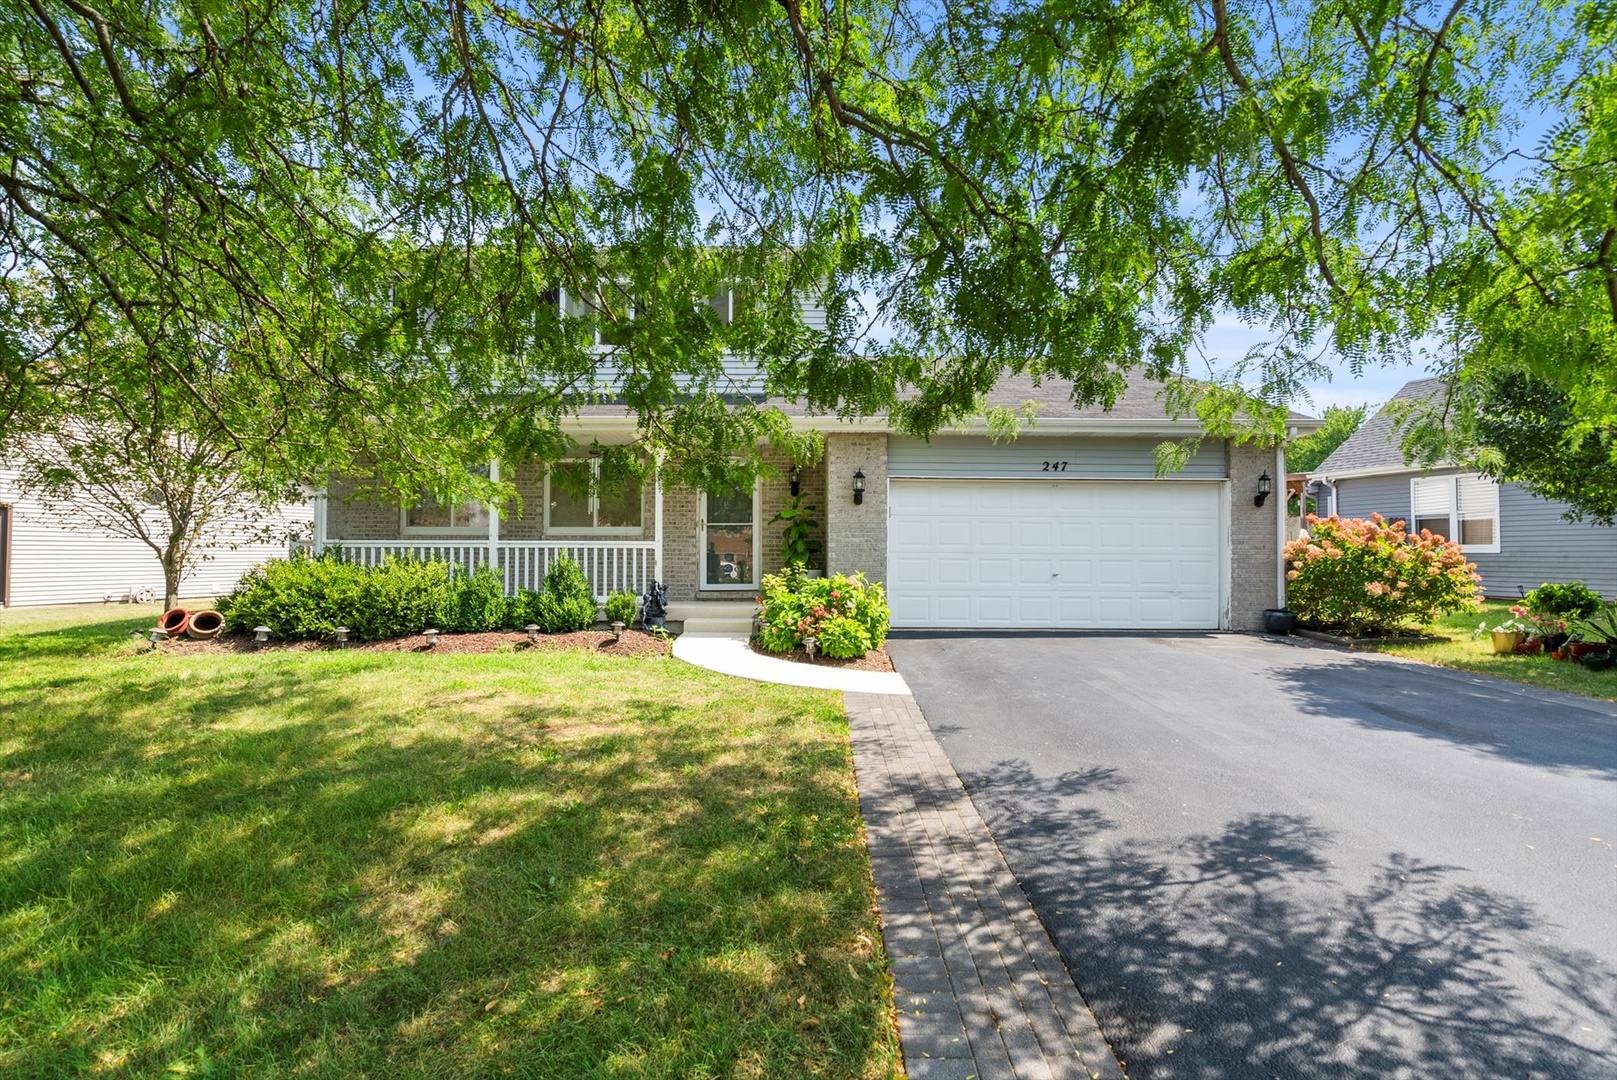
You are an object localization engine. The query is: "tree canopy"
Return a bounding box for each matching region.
[1,0,1612,500]
[1287,404,1369,474]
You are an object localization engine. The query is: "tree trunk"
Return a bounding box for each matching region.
[162,555,183,612]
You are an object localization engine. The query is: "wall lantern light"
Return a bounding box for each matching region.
[852,469,866,506]
[334,626,351,648]
[789,465,801,498]
[1254,471,1273,508]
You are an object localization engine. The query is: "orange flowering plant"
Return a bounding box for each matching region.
[1283,514,1482,636]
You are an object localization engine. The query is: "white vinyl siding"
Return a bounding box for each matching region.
[888,436,1226,481]
[1410,474,1500,553]
[0,465,310,607]
[887,479,1224,629]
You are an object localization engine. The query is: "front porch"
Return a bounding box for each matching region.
[315,539,661,599]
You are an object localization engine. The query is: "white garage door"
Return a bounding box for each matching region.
[887,480,1224,629]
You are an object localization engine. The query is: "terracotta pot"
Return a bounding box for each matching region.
[185,610,225,640]
[1489,630,1526,655]
[1551,649,1570,661]
[1568,641,1608,658]
[157,608,190,636]
[1515,640,1543,655]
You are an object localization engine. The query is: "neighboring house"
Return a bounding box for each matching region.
[1308,378,1617,598]
[0,466,311,608]
[318,372,1321,631]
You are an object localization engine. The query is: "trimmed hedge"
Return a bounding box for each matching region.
[220,551,604,641]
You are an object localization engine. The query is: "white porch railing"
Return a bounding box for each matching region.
[323,540,657,600]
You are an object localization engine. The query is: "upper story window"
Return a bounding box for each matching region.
[546,458,643,535]
[1411,474,1500,553]
[403,464,492,534]
[559,285,631,347]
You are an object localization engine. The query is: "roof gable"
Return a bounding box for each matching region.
[1312,378,1446,476]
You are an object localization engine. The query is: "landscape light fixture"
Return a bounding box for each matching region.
[612,620,625,642]
[1255,472,1273,508]
[804,635,819,661]
[334,626,350,647]
[253,625,272,644]
[423,628,440,649]
[525,623,540,645]
[852,469,866,506]
[147,627,169,650]
[789,465,801,497]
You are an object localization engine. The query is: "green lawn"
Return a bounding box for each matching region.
[1368,600,1617,702]
[0,605,901,1078]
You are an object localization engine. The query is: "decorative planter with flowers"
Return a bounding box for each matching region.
[1474,613,1530,655]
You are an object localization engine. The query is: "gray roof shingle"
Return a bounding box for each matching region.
[1312,377,1446,476]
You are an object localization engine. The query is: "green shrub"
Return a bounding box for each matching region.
[437,564,510,633]
[605,590,639,625]
[756,569,890,655]
[219,551,452,642]
[1285,514,1481,635]
[817,616,872,659]
[505,587,545,629]
[533,555,598,633]
[1523,581,1605,619]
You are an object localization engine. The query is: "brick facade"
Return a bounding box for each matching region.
[1227,440,1282,631]
[823,432,888,582]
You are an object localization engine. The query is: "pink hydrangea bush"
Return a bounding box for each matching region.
[1284,513,1482,635]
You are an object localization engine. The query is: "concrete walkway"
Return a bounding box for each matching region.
[672,633,912,694]
[845,693,1124,1080]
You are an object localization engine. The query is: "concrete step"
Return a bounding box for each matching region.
[667,600,757,637]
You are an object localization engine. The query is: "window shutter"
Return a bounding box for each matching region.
[1412,477,1453,517]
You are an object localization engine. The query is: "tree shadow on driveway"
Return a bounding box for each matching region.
[1266,654,1617,779]
[960,760,1617,1080]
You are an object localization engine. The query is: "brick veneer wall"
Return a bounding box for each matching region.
[660,446,825,601]
[824,433,888,583]
[1228,439,1281,631]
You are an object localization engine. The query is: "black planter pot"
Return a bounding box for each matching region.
[1579,652,1615,672]
[1544,633,1571,652]
[1263,608,1299,635]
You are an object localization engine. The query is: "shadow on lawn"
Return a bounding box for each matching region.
[958,759,1617,1080]
[0,656,895,1078]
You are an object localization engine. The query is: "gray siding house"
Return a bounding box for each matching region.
[1309,379,1617,599]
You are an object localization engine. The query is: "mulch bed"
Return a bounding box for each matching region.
[152,629,671,657]
[747,640,896,672]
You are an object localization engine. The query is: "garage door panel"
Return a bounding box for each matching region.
[888,480,1223,629]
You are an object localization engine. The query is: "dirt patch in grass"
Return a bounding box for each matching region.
[155,628,671,657]
[749,640,896,672]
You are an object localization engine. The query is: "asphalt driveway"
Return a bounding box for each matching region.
[885,633,1617,1080]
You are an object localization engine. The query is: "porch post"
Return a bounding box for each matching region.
[312,490,328,554]
[488,458,501,575]
[653,452,665,588]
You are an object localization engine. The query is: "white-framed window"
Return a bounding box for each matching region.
[1410,474,1500,553]
[402,463,492,534]
[559,284,631,348]
[545,458,643,535]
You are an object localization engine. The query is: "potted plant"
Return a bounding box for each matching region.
[1472,614,1529,655]
[770,495,823,577]
[1571,604,1617,662]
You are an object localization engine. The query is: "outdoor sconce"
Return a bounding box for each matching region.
[789,465,801,497]
[334,626,350,648]
[1255,471,1273,508]
[253,625,272,645]
[525,623,540,645]
[423,628,440,649]
[852,469,866,506]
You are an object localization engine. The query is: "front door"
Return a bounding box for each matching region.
[700,482,758,590]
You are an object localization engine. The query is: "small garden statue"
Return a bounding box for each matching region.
[640,580,669,630]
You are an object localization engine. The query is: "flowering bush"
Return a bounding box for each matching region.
[1284,514,1481,635]
[756,568,890,656]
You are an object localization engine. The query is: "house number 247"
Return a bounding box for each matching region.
[1041,461,1069,472]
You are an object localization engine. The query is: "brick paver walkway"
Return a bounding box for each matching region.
[845,693,1124,1080]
